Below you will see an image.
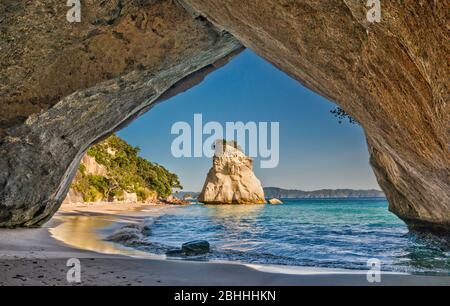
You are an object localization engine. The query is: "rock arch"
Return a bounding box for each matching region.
[0,1,448,233]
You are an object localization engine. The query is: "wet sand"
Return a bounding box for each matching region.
[0,202,449,286]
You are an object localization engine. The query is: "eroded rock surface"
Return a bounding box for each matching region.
[198,142,266,204]
[0,0,243,226]
[183,0,450,233]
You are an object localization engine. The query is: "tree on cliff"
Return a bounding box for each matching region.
[73,134,182,201]
[330,107,358,125]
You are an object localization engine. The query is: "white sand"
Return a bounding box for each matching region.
[0,202,449,286]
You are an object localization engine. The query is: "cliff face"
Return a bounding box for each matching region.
[80,155,108,177]
[0,1,448,232]
[182,0,450,233]
[0,0,243,226]
[198,143,265,204]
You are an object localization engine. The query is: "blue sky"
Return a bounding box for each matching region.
[118,50,380,192]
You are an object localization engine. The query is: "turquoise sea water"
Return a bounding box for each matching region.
[113,199,450,275]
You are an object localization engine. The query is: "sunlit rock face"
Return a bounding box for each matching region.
[0,0,243,227]
[182,0,450,233]
[199,142,266,204]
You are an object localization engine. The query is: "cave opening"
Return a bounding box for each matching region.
[53,50,445,269]
[56,50,450,274]
[115,49,380,195]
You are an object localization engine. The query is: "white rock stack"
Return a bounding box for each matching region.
[198,141,266,204]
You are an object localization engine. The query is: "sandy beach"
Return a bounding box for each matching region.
[0,202,449,286]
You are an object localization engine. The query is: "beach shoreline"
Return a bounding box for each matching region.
[0,202,449,286]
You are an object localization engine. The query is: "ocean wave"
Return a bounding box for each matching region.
[103,200,450,275]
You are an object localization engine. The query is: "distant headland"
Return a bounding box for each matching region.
[177,188,385,200]
[263,187,385,199]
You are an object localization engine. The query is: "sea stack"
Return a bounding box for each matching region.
[198,141,265,204]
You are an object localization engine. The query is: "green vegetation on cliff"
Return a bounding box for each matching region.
[73,134,182,202]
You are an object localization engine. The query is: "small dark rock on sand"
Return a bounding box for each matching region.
[166,240,211,257]
[182,240,210,255]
